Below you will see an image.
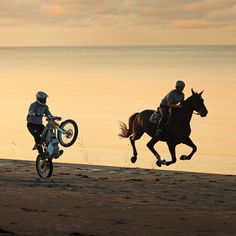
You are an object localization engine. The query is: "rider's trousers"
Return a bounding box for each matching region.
[158,106,169,130]
[27,123,45,154]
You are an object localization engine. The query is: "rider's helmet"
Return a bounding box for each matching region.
[36,91,48,104]
[176,80,185,88]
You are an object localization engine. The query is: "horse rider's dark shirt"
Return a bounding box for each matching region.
[160,89,185,108]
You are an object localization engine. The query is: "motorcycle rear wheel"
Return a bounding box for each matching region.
[36,154,53,178]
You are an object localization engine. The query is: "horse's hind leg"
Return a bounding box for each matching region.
[130,137,137,163]
[129,130,144,163]
[147,138,163,167]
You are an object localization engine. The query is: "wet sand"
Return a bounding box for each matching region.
[0,158,235,236]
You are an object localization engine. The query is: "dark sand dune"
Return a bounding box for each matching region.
[0,159,235,236]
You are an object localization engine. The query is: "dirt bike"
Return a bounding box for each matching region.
[35,116,78,178]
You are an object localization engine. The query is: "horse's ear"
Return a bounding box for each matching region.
[191,88,195,95]
[199,90,204,96]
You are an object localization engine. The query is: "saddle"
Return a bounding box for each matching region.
[149,109,161,124]
[149,108,171,125]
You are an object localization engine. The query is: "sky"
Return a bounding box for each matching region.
[0,0,235,46]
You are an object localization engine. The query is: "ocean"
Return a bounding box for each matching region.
[0,45,235,174]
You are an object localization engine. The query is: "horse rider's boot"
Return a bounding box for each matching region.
[155,128,162,137]
[155,116,165,137]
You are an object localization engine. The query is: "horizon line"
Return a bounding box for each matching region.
[0,44,235,48]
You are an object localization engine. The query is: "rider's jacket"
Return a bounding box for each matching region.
[27,101,52,124]
[160,89,184,107]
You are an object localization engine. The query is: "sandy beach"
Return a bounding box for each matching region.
[0,158,235,236]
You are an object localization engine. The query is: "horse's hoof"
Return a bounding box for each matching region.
[131,156,137,163]
[156,160,162,167]
[165,161,171,166]
[180,155,188,160]
[161,159,166,165]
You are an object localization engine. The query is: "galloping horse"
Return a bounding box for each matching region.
[119,89,208,167]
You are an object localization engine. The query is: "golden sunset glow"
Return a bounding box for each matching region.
[0,0,235,46]
[0,3,235,234]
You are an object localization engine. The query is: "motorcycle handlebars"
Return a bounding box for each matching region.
[46,116,62,121]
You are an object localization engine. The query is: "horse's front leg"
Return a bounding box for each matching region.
[166,143,177,166]
[180,137,197,160]
[147,138,164,167]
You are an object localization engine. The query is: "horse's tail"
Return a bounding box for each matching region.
[119,112,139,138]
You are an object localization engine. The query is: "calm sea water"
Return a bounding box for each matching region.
[0,45,235,174]
[1,45,235,69]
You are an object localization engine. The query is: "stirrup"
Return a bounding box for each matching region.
[155,129,162,137]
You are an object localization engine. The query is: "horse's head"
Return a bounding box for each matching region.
[188,89,208,117]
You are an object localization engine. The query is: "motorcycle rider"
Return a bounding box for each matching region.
[27,91,53,155]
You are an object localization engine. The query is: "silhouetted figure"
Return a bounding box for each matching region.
[156,80,185,136]
[27,91,52,155]
[119,89,208,167]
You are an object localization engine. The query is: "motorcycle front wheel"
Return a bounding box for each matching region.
[36,154,53,178]
[58,119,78,147]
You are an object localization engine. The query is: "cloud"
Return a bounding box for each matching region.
[50,0,100,3]
[185,0,235,13]
[41,5,67,16]
[175,19,211,29]
[0,0,235,30]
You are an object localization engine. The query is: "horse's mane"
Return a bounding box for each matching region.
[182,90,203,107]
[181,95,193,106]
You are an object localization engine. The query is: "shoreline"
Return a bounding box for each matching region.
[0,156,235,176]
[0,158,235,235]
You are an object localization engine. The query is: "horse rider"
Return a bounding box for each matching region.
[155,80,185,136]
[27,91,52,155]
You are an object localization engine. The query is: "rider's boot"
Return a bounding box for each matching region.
[155,128,162,137]
[36,144,46,160]
[155,115,167,137]
[155,118,164,137]
[36,144,44,155]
